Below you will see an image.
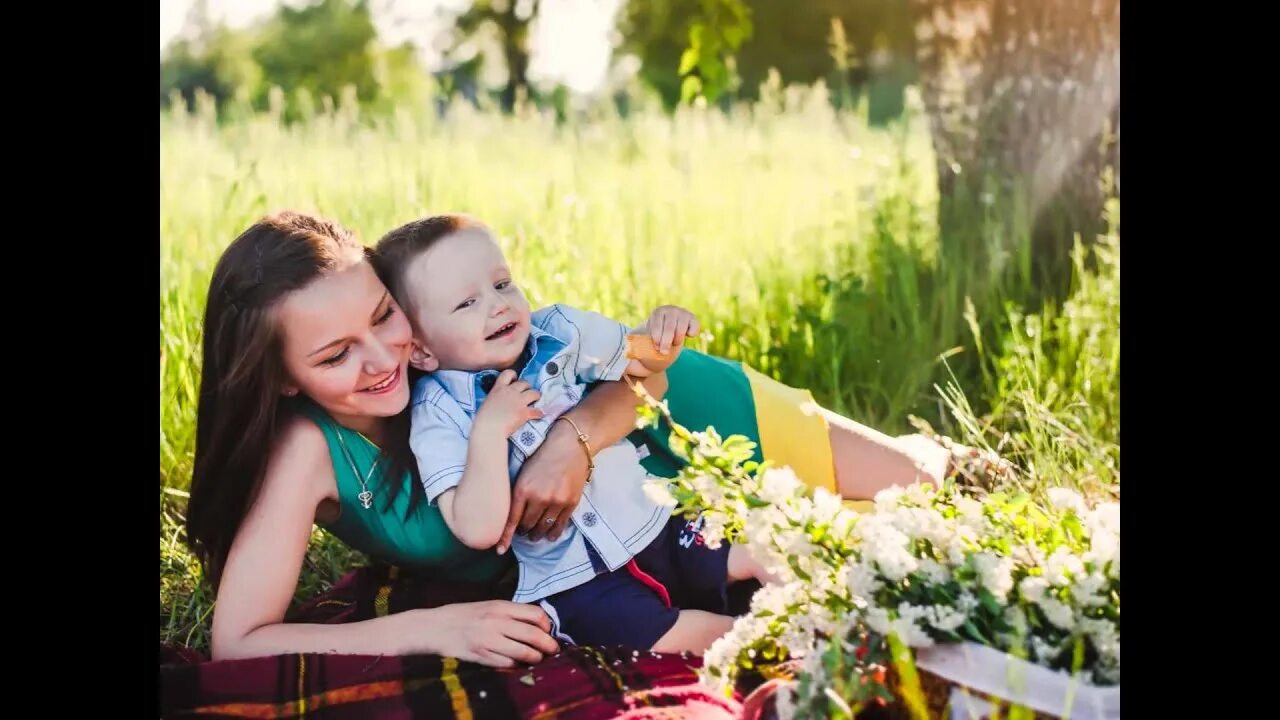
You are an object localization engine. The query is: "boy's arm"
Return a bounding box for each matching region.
[435,424,512,550]
[433,369,543,550]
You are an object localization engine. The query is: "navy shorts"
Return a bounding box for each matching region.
[540,512,731,649]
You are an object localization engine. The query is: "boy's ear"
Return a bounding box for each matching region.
[410,341,439,372]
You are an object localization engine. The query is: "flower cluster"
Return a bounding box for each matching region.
[634,388,1119,719]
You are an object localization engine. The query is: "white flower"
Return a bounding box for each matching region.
[890,506,950,547]
[904,482,933,506]
[1046,487,1088,516]
[1031,636,1059,663]
[759,468,804,505]
[811,487,845,524]
[701,613,775,692]
[751,581,798,617]
[1038,597,1076,631]
[659,417,1121,693]
[956,496,985,525]
[846,559,884,596]
[973,552,1015,601]
[919,558,951,584]
[1071,572,1110,608]
[1019,576,1049,604]
[1044,547,1085,586]
[779,613,820,655]
[1004,604,1027,627]
[863,536,918,583]
[928,605,966,633]
[1085,530,1119,576]
[890,616,934,647]
[946,538,971,566]
[1085,502,1120,536]
[643,479,677,507]
[874,486,905,511]
[1084,503,1120,574]
[699,512,728,549]
[1080,618,1119,659]
[866,607,892,635]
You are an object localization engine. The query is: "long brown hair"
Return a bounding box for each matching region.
[187,211,420,588]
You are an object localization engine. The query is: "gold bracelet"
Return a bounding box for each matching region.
[555,415,595,480]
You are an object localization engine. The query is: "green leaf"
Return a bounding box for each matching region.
[788,554,812,582]
[680,76,703,103]
[678,47,700,76]
[978,589,1002,616]
[1063,513,1085,542]
[1006,493,1030,514]
[962,621,991,644]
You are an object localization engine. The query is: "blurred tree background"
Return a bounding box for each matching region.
[161,0,1117,252]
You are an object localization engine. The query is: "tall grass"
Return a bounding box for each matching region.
[159,92,1119,653]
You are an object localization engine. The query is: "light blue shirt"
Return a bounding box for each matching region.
[409,304,673,603]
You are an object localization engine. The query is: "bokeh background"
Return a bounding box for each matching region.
[160,0,1119,653]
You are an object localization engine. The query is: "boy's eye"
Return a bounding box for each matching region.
[495,280,511,291]
[454,298,475,312]
[375,305,395,324]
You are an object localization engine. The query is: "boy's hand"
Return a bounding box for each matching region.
[475,370,544,437]
[648,305,700,355]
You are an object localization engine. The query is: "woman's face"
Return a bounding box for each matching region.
[277,260,413,432]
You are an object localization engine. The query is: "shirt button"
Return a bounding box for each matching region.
[480,375,496,393]
[545,361,559,376]
[520,430,536,446]
[582,512,598,527]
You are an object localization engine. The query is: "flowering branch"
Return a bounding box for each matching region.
[631,381,1119,719]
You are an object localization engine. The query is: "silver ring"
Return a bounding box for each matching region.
[544,516,556,526]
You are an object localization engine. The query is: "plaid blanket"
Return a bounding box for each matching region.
[160,566,743,719]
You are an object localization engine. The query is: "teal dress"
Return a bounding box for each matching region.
[299,403,509,582]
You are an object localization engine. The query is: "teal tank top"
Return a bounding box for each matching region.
[299,403,509,583]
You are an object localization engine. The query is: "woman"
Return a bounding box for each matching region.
[185,210,949,667]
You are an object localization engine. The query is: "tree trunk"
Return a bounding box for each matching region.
[497,0,538,112]
[909,0,1119,288]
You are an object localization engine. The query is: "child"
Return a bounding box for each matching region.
[374,214,773,653]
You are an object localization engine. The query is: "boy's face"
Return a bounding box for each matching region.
[403,228,532,372]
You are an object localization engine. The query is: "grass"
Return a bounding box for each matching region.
[159,89,1119,655]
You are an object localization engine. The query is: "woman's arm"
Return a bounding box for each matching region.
[497,372,669,552]
[210,418,559,666]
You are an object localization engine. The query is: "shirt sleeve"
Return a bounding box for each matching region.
[549,304,632,384]
[409,386,473,505]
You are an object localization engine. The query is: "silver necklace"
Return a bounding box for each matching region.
[335,430,380,510]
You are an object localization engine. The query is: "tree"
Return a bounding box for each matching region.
[619,0,916,116]
[908,0,1120,271]
[159,0,262,112]
[160,0,435,121]
[253,0,382,108]
[448,0,542,112]
[648,0,1119,292]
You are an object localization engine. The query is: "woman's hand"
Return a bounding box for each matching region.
[415,601,560,668]
[498,418,591,553]
[497,372,670,553]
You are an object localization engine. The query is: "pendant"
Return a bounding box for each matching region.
[359,490,373,509]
